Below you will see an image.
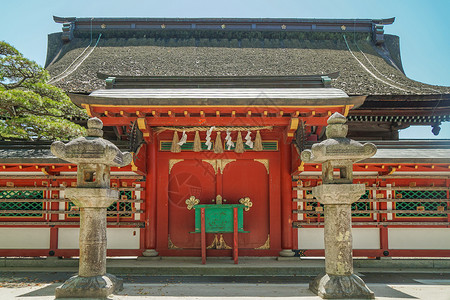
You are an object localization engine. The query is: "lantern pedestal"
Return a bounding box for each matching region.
[309,184,374,299]
[310,273,374,299]
[55,188,123,298]
[55,274,123,299]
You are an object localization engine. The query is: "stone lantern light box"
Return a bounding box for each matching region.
[301,113,377,184]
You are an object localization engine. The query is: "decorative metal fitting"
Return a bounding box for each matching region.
[212,195,226,205]
[185,195,200,210]
[239,197,253,211]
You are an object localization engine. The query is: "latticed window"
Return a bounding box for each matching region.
[67,191,134,217]
[395,190,448,217]
[304,189,370,218]
[305,190,321,218]
[0,191,44,217]
[107,191,133,217]
[351,190,371,217]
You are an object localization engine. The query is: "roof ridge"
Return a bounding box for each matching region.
[54,16,395,25]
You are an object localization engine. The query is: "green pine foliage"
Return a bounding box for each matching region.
[0,41,87,141]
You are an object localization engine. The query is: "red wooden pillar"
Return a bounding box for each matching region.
[379,186,389,257]
[233,207,238,264]
[280,140,293,256]
[201,208,206,264]
[446,179,449,224]
[49,180,58,256]
[144,139,158,255]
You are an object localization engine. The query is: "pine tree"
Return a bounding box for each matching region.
[0,41,87,140]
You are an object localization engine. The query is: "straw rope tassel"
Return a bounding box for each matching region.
[235,131,245,153]
[171,131,181,153]
[253,130,263,151]
[214,132,224,154]
[193,131,202,152]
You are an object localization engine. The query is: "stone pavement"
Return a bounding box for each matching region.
[1,273,450,300]
[1,257,450,299]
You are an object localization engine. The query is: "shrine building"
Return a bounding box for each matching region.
[0,17,449,258]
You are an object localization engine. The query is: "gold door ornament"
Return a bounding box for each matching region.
[185,196,200,210]
[168,235,181,249]
[239,197,253,211]
[254,159,269,174]
[255,235,270,250]
[219,159,236,174]
[168,159,184,174]
[207,234,232,250]
[202,159,218,174]
[202,159,236,174]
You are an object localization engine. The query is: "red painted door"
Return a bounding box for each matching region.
[168,158,270,251]
[168,159,216,249]
[221,160,270,249]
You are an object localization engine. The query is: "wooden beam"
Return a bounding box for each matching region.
[100,116,329,127]
[0,221,145,226]
[0,210,144,215]
[0,198,144,203]
[293,186,448,191]
[0,175,144,180]
[0,187,144,191]
[293,221,450,227]
[293,198,448,203]
[293,209,449,214]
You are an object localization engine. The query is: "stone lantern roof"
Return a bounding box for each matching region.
[51,117,132,167]
[301,113,376,163]
[301,113,377,184]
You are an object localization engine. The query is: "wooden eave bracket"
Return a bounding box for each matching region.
[137,118,153,143]
[41,166,60,176]
[285,117,299,143]
[81,104,93,117]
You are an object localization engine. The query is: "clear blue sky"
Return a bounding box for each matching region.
[1,0,449,139]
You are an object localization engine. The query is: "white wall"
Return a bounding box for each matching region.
[0,228,50,249]
[298,228,380,249]
[58,228,140,249]
[389,228,450,249]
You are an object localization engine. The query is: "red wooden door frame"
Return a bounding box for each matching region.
[155,149,282,256]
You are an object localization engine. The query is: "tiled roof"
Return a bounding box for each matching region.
[45,23,450,96]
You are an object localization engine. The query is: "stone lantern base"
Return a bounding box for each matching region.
[310,273,374,299]
[55,273,123,299]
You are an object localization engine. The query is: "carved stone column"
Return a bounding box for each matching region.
[51,118,132,299]
[301,113,376,299]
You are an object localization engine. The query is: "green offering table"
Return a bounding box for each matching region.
[192,204,249,264]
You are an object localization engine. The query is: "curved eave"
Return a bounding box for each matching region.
[0,157,66,164]
[69,89,366,108]
[360,157,450,164]
[360,148,450,164]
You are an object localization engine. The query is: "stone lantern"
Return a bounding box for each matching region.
[301,112,377,299]
[51,117,132,299]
